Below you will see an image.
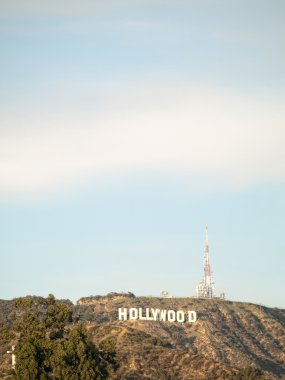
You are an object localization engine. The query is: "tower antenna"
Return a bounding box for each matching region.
[196,225,215,298]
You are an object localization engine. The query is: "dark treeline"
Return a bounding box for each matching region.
[11,295,110,380]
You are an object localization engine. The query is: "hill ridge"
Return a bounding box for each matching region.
[0,294,284,379]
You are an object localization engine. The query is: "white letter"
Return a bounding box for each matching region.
[160,309,167,321]
[167,310,176,322]
[129,308,138,320]
[118,308,128,320]
[176,311,185,323]
[138,308,146,320]
[151,308,160,321]
[188,311,197,323]
[146,308,154,320]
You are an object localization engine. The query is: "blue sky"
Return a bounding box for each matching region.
[0,0,284,307]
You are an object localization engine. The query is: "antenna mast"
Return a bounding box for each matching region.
[196,225,215,298]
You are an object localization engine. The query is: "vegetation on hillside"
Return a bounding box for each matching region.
[7,295,109,380]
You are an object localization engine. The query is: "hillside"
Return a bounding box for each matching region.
[76,294,285,379]
[1,294,285,379]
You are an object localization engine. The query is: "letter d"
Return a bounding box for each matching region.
[188,311,197,323]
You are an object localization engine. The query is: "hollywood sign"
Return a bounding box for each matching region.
[118,308,197,323]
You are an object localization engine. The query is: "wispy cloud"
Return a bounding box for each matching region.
[1,80,284,199]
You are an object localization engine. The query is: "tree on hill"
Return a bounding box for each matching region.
[13,295,107,380]
[14,310,51,379]
[50,323,106,380]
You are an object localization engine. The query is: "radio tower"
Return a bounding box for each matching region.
[196,225,215,298]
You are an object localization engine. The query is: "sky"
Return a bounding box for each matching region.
[0,0,284,308]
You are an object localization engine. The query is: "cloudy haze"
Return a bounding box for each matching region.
[1,81,285,197]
